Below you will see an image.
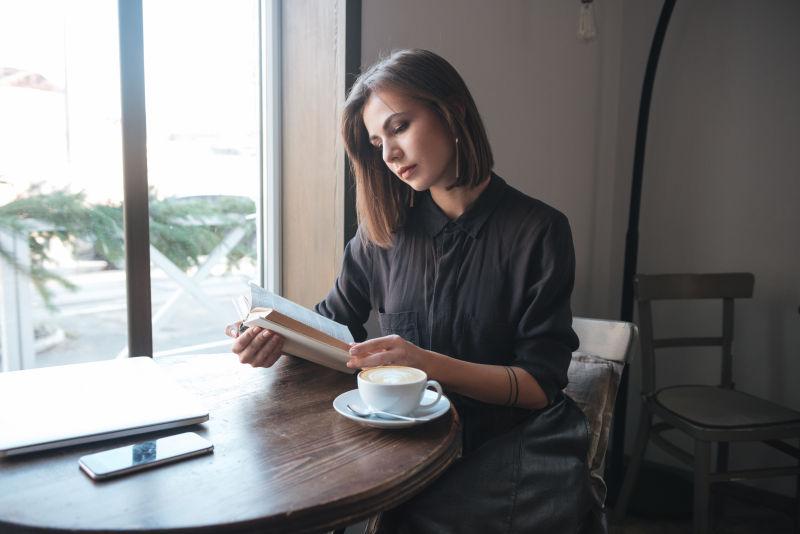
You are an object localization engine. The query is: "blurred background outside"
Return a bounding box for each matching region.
[0,0,262,370]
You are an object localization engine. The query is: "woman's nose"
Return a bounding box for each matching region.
[383,142,402,164]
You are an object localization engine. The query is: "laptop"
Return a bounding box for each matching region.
[0,357,209,458]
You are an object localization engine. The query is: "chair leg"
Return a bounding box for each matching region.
[796,440,800,534]
[363,514,381,534]
[612,408,652,522]
[694,440,712,534]
[714,441,729,519]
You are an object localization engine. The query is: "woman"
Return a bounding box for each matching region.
[227,49,598,533]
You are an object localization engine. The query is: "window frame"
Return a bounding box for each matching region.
[118,0,152,357]
[118,0,278,358]
[259,0,282,295]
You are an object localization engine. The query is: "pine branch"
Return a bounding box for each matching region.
[0,186,257,310]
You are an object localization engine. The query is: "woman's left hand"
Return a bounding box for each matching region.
[347,334,428,371]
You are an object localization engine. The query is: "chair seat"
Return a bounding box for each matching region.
[654,385,800,429]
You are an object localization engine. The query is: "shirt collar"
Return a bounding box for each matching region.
[418,172,507,239]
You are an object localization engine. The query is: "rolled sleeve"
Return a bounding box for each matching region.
[510,212,579,404]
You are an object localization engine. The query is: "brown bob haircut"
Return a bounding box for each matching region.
[342,48,494,248]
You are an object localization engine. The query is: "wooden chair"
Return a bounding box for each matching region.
[613,273,800,533]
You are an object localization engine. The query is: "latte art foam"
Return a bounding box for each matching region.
[360,366,425,385]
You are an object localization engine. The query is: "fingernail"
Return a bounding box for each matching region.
[262,330,270,338]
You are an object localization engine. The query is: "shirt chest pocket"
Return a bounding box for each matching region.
[378,311,420,346]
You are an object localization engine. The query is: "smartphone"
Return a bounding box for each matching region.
[78,432,213,480]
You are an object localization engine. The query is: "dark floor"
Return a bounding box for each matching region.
[606,459,797,533]
[612,494,796,533]
[342,500,796,534]
[613,512,794,533]
[343,478,797,533]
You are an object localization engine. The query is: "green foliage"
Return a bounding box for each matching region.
[0,184,256,308]
[148,194,256,271]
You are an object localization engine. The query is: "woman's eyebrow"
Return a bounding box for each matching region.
[368,112,408,141]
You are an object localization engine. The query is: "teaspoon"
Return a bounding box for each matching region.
[345,404,423,422]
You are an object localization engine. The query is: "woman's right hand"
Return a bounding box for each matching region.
[225,321,285,368]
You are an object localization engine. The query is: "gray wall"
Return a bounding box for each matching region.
[362,0,615,317]
[622,0,800,494]
[361,0,800,494]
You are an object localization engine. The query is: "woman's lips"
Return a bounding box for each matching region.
[398,165,417,179]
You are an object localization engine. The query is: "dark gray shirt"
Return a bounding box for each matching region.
[316,173,579,451]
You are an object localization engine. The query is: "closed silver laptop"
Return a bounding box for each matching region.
[0,357,209,457]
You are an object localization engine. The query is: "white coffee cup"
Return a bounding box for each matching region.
[357,366,443,416]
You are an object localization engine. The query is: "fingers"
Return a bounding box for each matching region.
[349,334,402,357]
[224,321,243,338]
[234,327,281,364]
[347,348,401,369]
[232,325,262,354]
[239,328,274,364]
[252,334,285,368]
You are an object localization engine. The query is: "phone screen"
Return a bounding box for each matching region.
[79,432,213,480]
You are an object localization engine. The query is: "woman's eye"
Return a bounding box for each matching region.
[393,122,408,134]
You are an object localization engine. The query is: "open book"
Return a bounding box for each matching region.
[233,283,355,374]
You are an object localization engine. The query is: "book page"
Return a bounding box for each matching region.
[248,283,354,344]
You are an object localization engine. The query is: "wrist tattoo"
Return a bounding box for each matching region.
[504,366,514,406]
[510,367,520,406]
[504,366,520,407]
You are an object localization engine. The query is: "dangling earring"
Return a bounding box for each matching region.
[409,188,415,207]
[455,137,460,179]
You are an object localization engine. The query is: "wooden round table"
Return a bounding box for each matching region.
[0,354,461,533]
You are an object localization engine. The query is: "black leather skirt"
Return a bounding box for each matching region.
[376,393,601,534]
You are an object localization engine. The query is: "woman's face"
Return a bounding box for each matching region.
[362,89,457,192]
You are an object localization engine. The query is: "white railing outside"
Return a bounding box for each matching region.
[0,213,255,370]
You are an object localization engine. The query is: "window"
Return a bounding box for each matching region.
[0,0,275,370]
[142,0,261,357]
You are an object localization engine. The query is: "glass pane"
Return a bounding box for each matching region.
[142,0,260,356]
[0,0,127,370]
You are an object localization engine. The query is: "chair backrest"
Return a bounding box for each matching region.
[634,273,754,396]
[572,317,636,363]
[565,316,637,504]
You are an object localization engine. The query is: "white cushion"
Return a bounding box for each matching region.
[564,351,624,503]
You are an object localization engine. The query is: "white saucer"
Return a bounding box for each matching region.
[333,389,451,429]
